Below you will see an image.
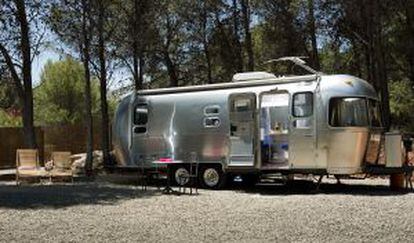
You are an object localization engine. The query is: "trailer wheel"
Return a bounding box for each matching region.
[200,166,226,189]
[171,166,190,186]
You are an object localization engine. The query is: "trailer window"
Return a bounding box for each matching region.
[368,99,382,127]
[204,105,220,115]
[133,126,147,133]
[293,92,313,117]
[232,98,252,112]
[329,98,368,127]
[134,104,148,125]
[204,117,221,128]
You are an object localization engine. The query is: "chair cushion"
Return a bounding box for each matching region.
[18,166,37,170]
[51,170,72,177]
[18,169,47,177]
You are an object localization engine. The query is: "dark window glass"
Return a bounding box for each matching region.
[329,98,368,127]
[293,92,313,117]
[134,104,148,125]
[368,99,382,127]
[133,126,147,134]
[204,117,221,128]
[233,98,251,112]
[205,106,220,115]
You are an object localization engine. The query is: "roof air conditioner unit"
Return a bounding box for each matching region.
[232,72,276,82]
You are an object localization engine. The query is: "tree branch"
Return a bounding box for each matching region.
[0,42,24,98]
[30,27,47,63]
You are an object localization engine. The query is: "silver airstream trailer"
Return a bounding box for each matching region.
[112,59,409,189]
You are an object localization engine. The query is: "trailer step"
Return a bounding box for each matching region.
[229,155,254,166]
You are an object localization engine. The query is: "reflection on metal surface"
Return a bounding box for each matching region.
[169,103,176,160]
[112,74,382,176]
[327,129,369,174]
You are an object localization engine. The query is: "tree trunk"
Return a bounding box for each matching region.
[307,0,320,71]
[81,0,94,175]
[204,46,213,84]
[132,49,145,90]
[132,48,144,90]
[362,1,374,84]
[15,0,36,149]
[132,43,140,89]
[201,5,213,84]
[97,1,111,168]
[376,15,390,130]
[370,0,390,130]
[132,0,144,90]
[213,11,239,77]
[404,0,414,88]
[138,54,145,87]
[378,49,391,130]
[164,51,179,87]
[232,0,243,72]
[241,0,254,71]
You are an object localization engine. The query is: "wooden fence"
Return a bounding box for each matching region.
[0,127,44,168]
[0,123,108,168]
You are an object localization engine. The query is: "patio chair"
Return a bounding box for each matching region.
[16,149,46,185]
[178,152,199,195]
[50,151,73,183]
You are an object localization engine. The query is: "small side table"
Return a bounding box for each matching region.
[38,167,52,184]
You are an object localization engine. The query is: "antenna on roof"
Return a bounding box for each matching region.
[263,56,320,75]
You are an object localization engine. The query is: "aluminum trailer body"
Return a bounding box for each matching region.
[112,73,402,188]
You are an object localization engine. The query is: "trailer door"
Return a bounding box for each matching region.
[131,103,149,153]
[228,93,256,166]
[289,92,315,168]
[259,91,290,169]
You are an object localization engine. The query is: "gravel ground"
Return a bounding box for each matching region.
[0,177,413,242]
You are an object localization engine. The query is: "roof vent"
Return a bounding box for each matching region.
[232,72,276,82]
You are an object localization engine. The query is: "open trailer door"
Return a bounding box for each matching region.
[259,90,290,169]
[228,92,256,167]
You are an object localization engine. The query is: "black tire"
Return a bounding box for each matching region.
[199,165,226,189]
[170,165,191,186]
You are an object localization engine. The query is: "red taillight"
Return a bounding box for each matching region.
[158,157,173,162]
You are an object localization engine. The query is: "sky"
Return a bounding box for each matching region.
[32,49,60,85]
[31,46,129,92]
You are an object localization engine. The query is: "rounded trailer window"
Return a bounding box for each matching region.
[329,97,369,127]
[204,105,220,115]
[204,117,221,128]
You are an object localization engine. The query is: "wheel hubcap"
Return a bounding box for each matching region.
[175,167,189,185]
[203,168,220,187]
